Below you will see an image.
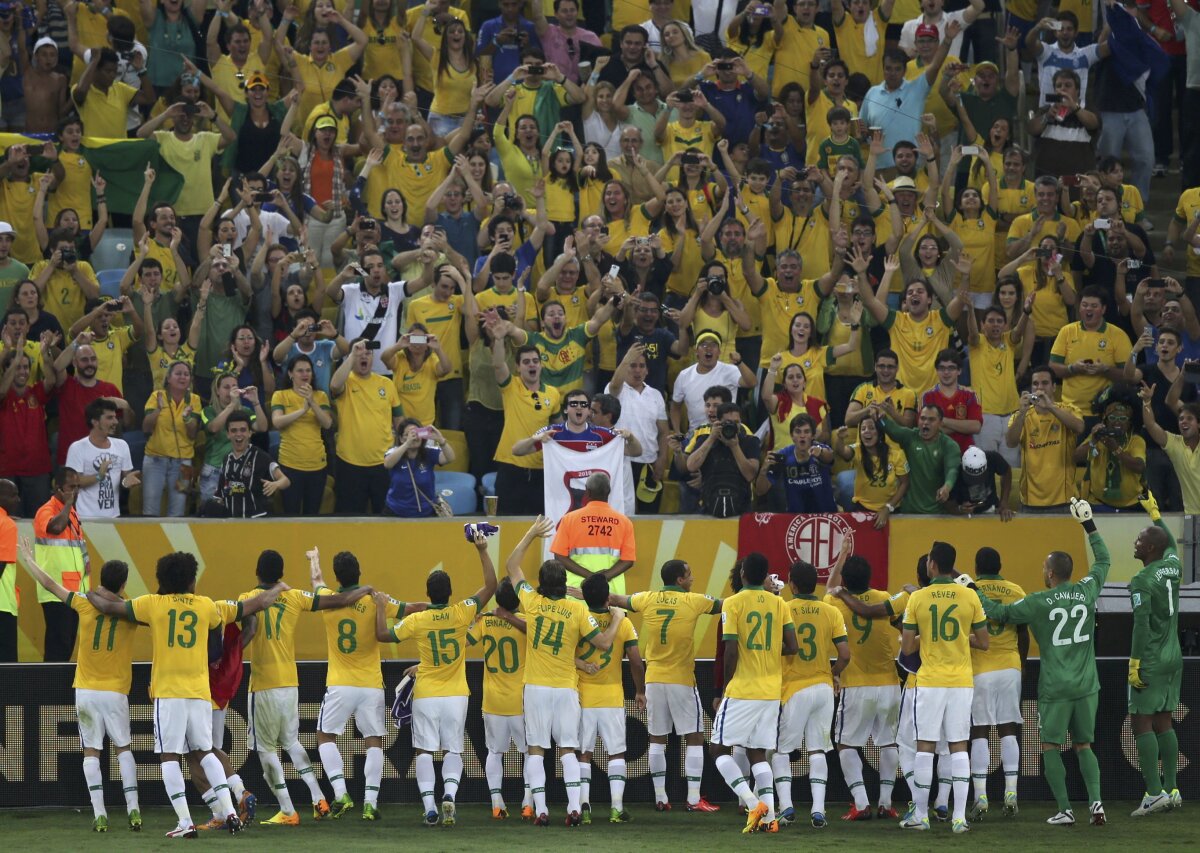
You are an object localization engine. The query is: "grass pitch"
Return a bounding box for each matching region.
[0,801,1191,851]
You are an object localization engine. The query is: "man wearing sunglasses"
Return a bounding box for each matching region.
[492,342,561,514]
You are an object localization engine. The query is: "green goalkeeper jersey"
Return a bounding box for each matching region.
[979,530,1110,702]
[1130,519,1183,672]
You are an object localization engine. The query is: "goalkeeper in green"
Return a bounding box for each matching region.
[975,498,1107,827]
[1127,491,1183,817]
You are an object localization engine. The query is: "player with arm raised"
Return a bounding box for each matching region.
[375,528,498,828]
[505,516,626,827]
[1127,491,1184,816]
[776,560,850,829]
[977,498,1109,827]
[85,551,284,838]
[20,540,142,833]
[466,577,532,820]
[238,549,374,825]
[609,560,723,813]
[899,541,989,834]
[710,552,798,833]
[576,573,644,825]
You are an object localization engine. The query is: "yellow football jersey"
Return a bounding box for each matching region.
[467,612,526,716]
[318,586,403,690]
[825,588,907,688]
[972,577,1025,675]
[578,610,639,709]
[517,581,600,689]
[392,598,480,699]
[238,587,318,692]
[901,579,986,688]
[783,596,847,701]
[629,587,719,686]
[69,592,137,694]
[128,593,241,700]
[720,586,795,701]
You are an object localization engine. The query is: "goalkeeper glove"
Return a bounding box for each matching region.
[1069,497,1096,532]
[1139,491,1162,523]
[1128,658,1147,690]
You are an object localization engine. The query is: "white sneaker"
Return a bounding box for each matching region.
[1169,789,1182,809]
[1090,801,1106,825]
[1131,793,1170,817]
[1046,810,1075,826]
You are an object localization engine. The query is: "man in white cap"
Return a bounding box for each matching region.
[23,37,70,134]
[945,445,1013,519]
[0,222,29,314]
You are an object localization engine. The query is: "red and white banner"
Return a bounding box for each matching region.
[737,512,889,588]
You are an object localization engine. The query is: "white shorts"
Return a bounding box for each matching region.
[713,697,779,750]
[483,713,527,754]
[154,697,213,754]
[914,686,973,744]
[581,707,627,755]
[318,686,386,738]
[835,684,901,747]
[212,707,227,752]
[777,683,834,754]
[249,687,300,752]
[897,684,949,755]
[411,696,469,753]
[76,689,131,750]
[970,669,1022,726]
[523,685,580,750]
[646,683,703,737]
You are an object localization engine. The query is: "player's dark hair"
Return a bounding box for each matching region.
[729,560,745,593]
[537,559,568,598]
[581,573,610,610]
[99,559,129,595]
[741,552,770,586]
[332,551,361,588]
[975,547,1001,577]
[841,555,872,594]
[256,549,284,584]
[928,542,956,576]
[426,569,452,605]
[1046,551,1073,580]
[789,560,817,595]
[916,554,930,587]
[156,551,199,595]
[495,577,519,611]
[661,560,689,587]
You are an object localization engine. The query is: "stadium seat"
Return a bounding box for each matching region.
[481,471,497,496]
[97,268,124,298]
[90,228,134,272]
[435,470,477,515]
[439,429,468,473]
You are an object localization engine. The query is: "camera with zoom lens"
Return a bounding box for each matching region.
[503,193,524,211]
[706,275,727,297]
[60,249,77,264]
[720,420,740,440]
[1095,426,1124,443]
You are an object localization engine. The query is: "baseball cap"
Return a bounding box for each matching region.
[962,445,988,475]
[891,176,918,193]
[635,465,662,504]
[915,23,939,40]
[314,115,338,131]
[0,221,16,237]
[695,330,723,347]
[974,61,1000,76]
[34,36,57,53]
[245,71,270,90]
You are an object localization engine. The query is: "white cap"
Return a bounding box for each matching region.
[962,445,987,475]
[33,36,57,53]
[0,221,16,237]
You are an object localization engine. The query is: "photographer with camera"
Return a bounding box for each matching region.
[676,265,753,363]
[30,220,101,332]
[691,50,768,147]
[1074,188,1152,326]
[1131,279,1200,364]
[66,295,142,393]
[326,247,420,375]
[1073,396,1146,511]
[684,401,760,517]
[1005,366,1086,512]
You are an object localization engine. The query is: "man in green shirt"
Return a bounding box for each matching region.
[977,498,1108,828]
[510,296,617,393]
[1127,491,1184,817]
[878,405,960,513]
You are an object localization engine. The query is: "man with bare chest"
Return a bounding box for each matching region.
[22,37,69,134]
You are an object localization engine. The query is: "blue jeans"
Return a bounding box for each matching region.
[427,111,464,139]
[198,463,221,505]
[835,470,856,510]
[1097,111,1154,204]
[142,454,188,517]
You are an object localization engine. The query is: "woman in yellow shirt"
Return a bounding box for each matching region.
[141,361,202,517]
[381,324,451,426]
[141,281,202,390]
[941,146,999,308]
[726,2,777,80]
[540,121,582,261]
[276,6,367,132]
[677,263,753,362]
[657,187,703,302]
[658,148,723,227]
[832,417,909,523]
[761,360,830,450]
[358,0,407,81]
[601,179,664,255]
[772,305,862,403]
[270,354,333,516]
[660,20,711,89]
[1000,237,1076,366]
[578,144,613,218]
[414,15,479,138]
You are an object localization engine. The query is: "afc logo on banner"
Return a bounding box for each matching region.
[783,514,855,581]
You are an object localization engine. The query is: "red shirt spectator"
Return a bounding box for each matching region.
[922,385,983,455]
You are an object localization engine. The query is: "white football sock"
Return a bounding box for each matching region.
[259,750,294,814]
[809,752,828,815]
[287,742,324,802]
[201,788,220,818]
[912,752,934,820]
[116,750,139,812]
[951,752,970,821]
[935,754,951,809]
[732,746,751,777]
[527,754,547,815]
[770,753,793,813]
[363,746,383,807]
[970,738,990,800]
[415,752,436,813]
[317,742,347,799]
[161,761,193,827]
[226,772,246,801]
[200,753,235,817]
[1000,735,1020,797]
[561,752,582,813]
[649,742,668,803]
[441,752,462,802]
[486,752,505,809]
[839,748,869,810]
[715,753,757,810]
[878,745,899,807]
[685,744,704,805]
[83,756,107,818]
[608,758,626,812]
[752,761,775,821]
[521,753,532,808]
[579,761,592,807]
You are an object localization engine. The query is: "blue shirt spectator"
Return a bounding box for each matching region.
[859,40,953,169]
[696,53,770,147]
[478,2,540,84]
[775,443,837,512]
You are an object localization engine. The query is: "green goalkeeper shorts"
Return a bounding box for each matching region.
[1038,693,1098,745]
[1128,665,1182,715]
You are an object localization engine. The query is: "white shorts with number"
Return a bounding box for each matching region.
[777,683,834,754]
[484,713,527,754]
[581,707,627,755]
[76,688,131,750]
[211,707,227,752]
[523,685,581,750]
[318,686,386,738]
[248,687,300,752]
[646,683,702,737]
[153,697,213,754]
[713,697,779,750]
[412,696,469,752]
[914,686,973,744]
[970,668,1022,726]
[835,684,901,747]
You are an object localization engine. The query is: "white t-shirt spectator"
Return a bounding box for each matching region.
[899,10,969,60]
[233,208,293,247]
[65,436,133,519]
[1033,42,1103,106]
[671,361,741,432]
[608,380,668,464]
[340,280,408,373]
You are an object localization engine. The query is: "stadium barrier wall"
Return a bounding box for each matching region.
[9,514,1171,663]
[0,660,1193,807]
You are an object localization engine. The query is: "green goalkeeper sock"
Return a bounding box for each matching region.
[1076,746,1102,804]
[1135,732,1163,796]
[1041,749,1070,811]
[1156,729,1179,792]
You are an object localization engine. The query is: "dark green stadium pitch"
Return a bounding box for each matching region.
[0,801,1191,850]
